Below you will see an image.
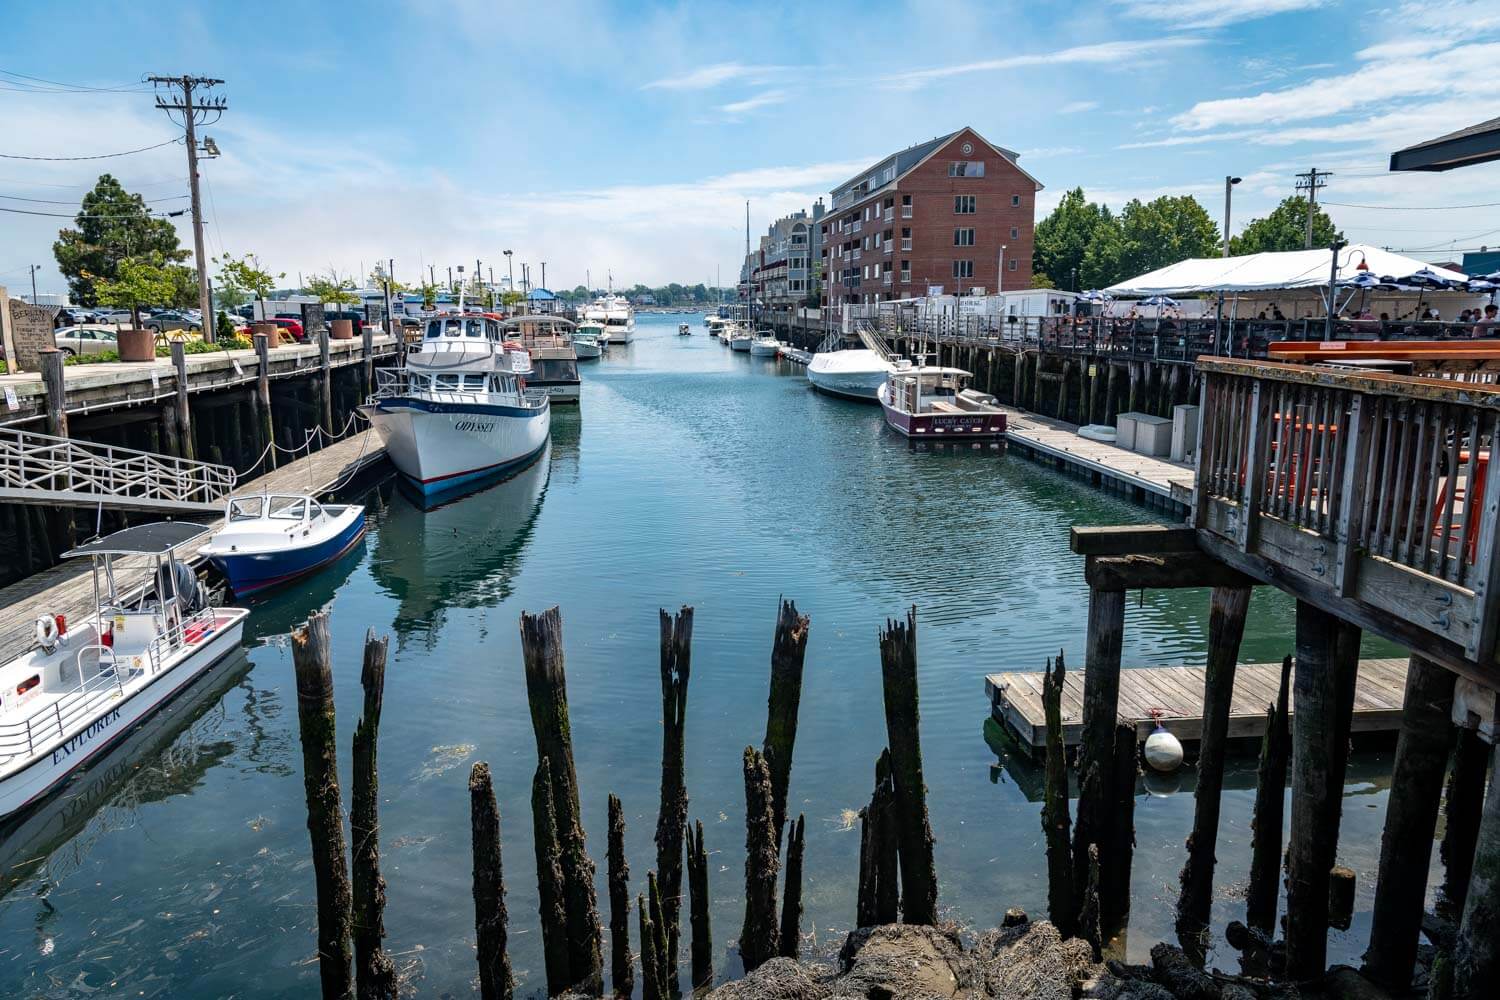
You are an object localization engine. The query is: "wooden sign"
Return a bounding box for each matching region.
[7,299,56,374]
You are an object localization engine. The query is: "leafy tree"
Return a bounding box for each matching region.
[501,290,524,311]
[1080,217,1127,290]
[166,264,199,309]
[1033,187,1114,292]
[1230,195,1343,255]
[53,174,188,306]
[369,264,408,298]
[95,255,180,330]
[306,269,358,311]
[216,253,285,319]
[1117,195,1222,276]
[419,282,438,310]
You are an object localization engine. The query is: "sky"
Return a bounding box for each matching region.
[2,0,1499,299]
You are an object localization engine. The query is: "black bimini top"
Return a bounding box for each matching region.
[63,521,211,558]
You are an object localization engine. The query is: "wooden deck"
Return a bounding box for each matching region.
[985,656,1410,752]
[0,429,386,663]
[1001,407,1195,510]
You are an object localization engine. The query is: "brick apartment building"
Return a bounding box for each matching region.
[820,127,1042,308]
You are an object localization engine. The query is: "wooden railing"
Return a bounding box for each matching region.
[1193,358,1500,666]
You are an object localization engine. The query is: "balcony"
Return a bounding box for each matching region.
[883,241,893,254]
[853,220,863,233]
[883,209,894,222]
[883,273,893,286]
[901,239,912,251]
[901,206,913,219]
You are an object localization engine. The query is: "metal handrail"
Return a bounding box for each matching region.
[0,648,125,760]
[0,425,235,510]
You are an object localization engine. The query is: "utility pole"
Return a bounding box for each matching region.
[149,75,226,341]
[29,264,39,304]
[1295,167,1331,249]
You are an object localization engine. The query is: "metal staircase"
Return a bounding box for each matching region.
[0,425,235,514]
[856,326,897,363]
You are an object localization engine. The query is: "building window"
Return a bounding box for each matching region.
[1010,226,1019,239]
[954,195,976,214]
[1011,194,1021,207]
[954,228,975,246]
[953,260,974,279]
[948,161,986,177]
[1008,259,1018,271]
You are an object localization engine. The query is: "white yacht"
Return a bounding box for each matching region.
[362,313,551,499]
[0,523,248,818]
[706,316,728,339]
[729,324,753,352]
[573,321,603,359]
[750,331,780,356]
[584,294,635,344]
[806,348,900,401]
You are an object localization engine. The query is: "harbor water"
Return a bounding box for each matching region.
[0,312,1409,996]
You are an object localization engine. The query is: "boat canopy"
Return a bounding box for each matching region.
[63,521,211,558]
[1104,244,1468,296]
[503,315,576,330]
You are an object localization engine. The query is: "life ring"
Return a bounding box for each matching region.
[35,614,59,651]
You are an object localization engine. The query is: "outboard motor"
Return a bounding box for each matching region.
[157,559,207,615]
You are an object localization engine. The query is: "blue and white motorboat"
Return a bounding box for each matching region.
[200,494,367,598]
[361,313,551,499]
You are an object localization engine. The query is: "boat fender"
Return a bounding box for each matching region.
[35,613,60,652]
[1144,721,1184,773]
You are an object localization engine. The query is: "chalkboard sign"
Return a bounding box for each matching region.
[299,302,327,336]
[365,301,386,324]
[8,300,55,373]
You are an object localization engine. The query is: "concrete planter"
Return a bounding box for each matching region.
[251,322,284,346]
[117,327,156,362]
[330,319,355,340]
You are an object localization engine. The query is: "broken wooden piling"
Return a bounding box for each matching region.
[520,607,603,995]
[532,758,572,994]
[607,794,633,999]
[1102,722,1138,936]
[351,630,397,1000]
[654,606,693,993]
[878,608,937,926]
[856,749,900,928]
[639,886,667,1000]
[1041,653,1074,938]
[739,746,780,972]
[1245,656,1292,937]
[686,820,712,992]
[291,612,353,1000]
[1074,586,1124,932]
[469,762,515,1000]
[644,872,670,1000]
[779,814,806,959]
[1439,725,1488,919]
[763,598,811,851]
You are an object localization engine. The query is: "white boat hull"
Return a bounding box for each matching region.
[0,614,246,819]
[806,350,895,401]
[750,341,779,356]
[367,396,551,497]
[573,341,601,359]
[730,338,752,352]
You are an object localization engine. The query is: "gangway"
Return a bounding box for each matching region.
[0,425,235,514]
[856,325,897,363]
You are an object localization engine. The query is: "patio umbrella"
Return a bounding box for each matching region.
[1140,294,1178,320]
[1080,289,1113,301]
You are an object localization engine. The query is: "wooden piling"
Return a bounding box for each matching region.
[1452,712,1500,1000]
[655,606,693,993]
[763,599,811,852]
[778,814,805,959]
[362,323,375,397]
[351,631,396,1000]
[1328,866,1356,931]
[739,746,780,972]
[40,349,68,439]
[1364,654,1456,990]
[686,820,712,992]
[1074,587,1124,928]
[1245,656,1292,936]
[520,607,603,995]
[1439,726,1488,919]
[1177,585,1252,953]
[170,339,196,460]
[1102,722,1138,936]
[639,891,665,1000]
[1041,653,1074,937]
[645,873,670,1000]
[531,758,572,994]
[1079,843,1103,961]
[254,333,277,470]
[607,795,633,999]
[856,749,900,927]
[469,762,515,1000]
[291,612,353,1000]
[1285,602,1360,980]
[878,608,938,926]
[319,328,335,438]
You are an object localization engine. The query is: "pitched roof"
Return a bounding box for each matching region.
[827,126,1042,212]
[1390,116,1500,172]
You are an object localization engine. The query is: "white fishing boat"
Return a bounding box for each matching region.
[877,362,1007,439]
[200,494,367,598]
[750,332,780,356]
[729,325,753,352]
[584,293,634,344]
[0,522,249,819]
[806,348,899,401]
[362,312,551,499]
[573,321,603,359]
[706,316,728,339]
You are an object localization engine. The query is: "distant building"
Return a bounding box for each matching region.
[740,201,826,316]
[819,126,1042,308]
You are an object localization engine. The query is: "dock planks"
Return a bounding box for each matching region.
[0,429,386,664]
[1000,407,1194,505]
[985,656,1410,752]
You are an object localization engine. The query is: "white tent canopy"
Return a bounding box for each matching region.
[1104,244,1468,296]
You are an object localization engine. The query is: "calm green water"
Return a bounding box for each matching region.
[0,313,1412,996]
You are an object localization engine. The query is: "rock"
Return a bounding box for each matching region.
[834,924,967,999]
[975,919,1097,1000]
[1002,908,1029,928]
[1080,974,1176,1000]
[1148,942,1220,1000]
[1323,965,1392,1000]
[707,956,834,1000]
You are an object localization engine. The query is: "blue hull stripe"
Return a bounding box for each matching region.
[408,440,548,499]
[212,516,367,597]
[377,398,546,419]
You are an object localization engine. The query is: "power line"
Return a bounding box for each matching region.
[0,68,153,93]
[0,204,184,219]
[1294,167,1331,249]
[0,191,187,205]
[1323,199,1500,211]
[0,138,181,161]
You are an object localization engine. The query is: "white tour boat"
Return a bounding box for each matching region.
[362,313,551,499]
[750,331,780,356]
[200,494,367,598]
[573,321,603,359]
[806,348,900,401]
[877,362,1007,439]
[0,522,249,819]
[584,294,635,344]
[505,315,581,405]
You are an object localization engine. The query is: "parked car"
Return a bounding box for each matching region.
[323,310,366,334]
[53,307,97,328]
[256,316,306,342]
[94,309,136,325]
[53,324,120,357]
[143,310,202,334]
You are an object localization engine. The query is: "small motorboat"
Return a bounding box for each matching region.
[573,322,604,359]
[729,325,753,352]
[201,494,367,597]
[877,361,1007,439]
[678,323,691,336]
[806,348,899,401]
[750,332,780,356]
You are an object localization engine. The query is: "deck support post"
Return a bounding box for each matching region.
[1453,697,1500,999]
[254,333,277,470]
[1058,361,1072,423]
[170,340,195,460]
[40,349,67,439]
[1364,654,1456,990]
[1285,603,1361,980]
[1031,353,1043,413]
[1104,364,1118,427]
[319,328,334,439]
[1176,585,1252,958]
[1440,726,1490,917]
[1074,586,1125,932]
[362,323,375,398]
[1246,656,1293,936]
[1012,350,1024,408]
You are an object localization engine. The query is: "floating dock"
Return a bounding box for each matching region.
[999,407,1194,513]
[985,656,1410,753]
[0,429,386,663]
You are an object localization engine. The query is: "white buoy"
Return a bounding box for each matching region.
[1143,724,1184,773]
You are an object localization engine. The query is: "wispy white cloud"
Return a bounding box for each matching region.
[879,38,1207,89]
[718,89,788,117]
[641,62,787,91]
[1059,101,1098,114]
[1113,0,1327,29]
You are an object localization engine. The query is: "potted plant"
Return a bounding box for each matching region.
[94,256,176,362]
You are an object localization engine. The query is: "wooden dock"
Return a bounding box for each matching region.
[985,656,1410,752]
[0,429,386,663]
[1000,407,1195,511]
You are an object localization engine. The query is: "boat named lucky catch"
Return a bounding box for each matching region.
[362,313,551,498]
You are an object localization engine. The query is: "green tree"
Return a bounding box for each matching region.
[216,253,285,319]
[1116,195,1222,277]
[1080,216,1127,290]
[419,281,438,310]
[501,290,524,311]
[166,264,199,309]
[53,174,188,306]
[1033,187,1114,291]
[1229,195,1343,255]
[306,269,358,311]
[95,255,180,330]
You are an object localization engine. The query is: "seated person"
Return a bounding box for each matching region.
[1473,303,1500,337]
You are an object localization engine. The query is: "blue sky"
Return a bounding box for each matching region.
[3,0,1499,298]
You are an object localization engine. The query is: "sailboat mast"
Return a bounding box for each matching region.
[745,200,751,328]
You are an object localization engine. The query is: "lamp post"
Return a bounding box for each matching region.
[1324,239,1347,342]
[1222,176,1241,258]
[504,250,514,307]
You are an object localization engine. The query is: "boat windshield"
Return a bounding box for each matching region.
[269,496,309,521]
[228,497,265,521]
